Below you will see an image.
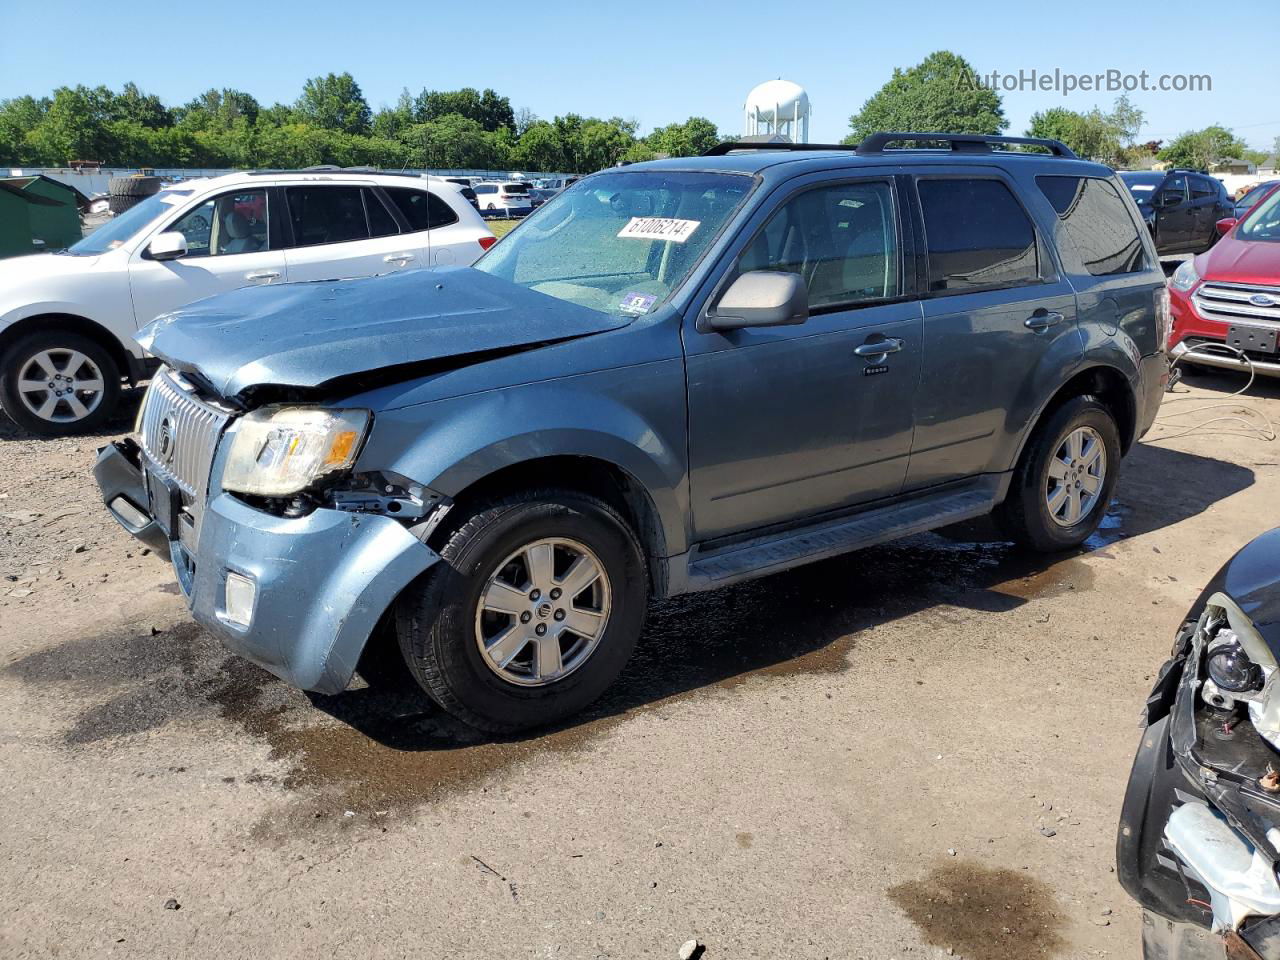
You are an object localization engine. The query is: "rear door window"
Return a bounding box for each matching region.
[364,189,399,238]
[384,187,459,231]
[1191,176,1217,200]
[916,178,1039,292]
[286,186,371,247]
[1035,175,1145,276]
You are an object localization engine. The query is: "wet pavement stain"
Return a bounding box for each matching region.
[889,860,1065,960]
[736,831,754,849]
[6,523,1123,823]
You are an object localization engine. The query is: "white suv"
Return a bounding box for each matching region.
[472,181,534,216]
[0,170,496,435]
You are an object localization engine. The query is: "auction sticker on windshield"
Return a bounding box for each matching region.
[617,217,701,243]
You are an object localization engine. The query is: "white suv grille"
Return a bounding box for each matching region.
[138,367,232,538]
[1192,281,1280,326]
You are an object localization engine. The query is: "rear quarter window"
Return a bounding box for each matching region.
[1036,175,1146,276]
[916,178,1039,292]
[384,187,459,231]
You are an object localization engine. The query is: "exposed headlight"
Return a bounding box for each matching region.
[1170,260,1200,292]
[221,406,370,497]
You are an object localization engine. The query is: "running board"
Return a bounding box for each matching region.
[684,482,999,590]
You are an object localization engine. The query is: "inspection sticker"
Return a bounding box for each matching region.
[618,291,658,315]
[617,217,701,243]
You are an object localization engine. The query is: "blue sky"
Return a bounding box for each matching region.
[3,0,1276,152]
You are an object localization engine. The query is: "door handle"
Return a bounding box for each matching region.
[1024,311,1065,331]
[384,253,415,265]
[854,337,904,358]
[245,270,280,282]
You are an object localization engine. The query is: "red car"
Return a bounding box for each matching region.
[1168,182,1280,375]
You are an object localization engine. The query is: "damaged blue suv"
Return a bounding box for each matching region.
[95,134,1169,732]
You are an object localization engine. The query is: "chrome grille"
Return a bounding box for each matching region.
[1192,281,1280,326]
[137,367,232,539]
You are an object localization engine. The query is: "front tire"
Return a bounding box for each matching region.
[0,331,120,436]
[997,395,1121,552]
[396,490,647,733]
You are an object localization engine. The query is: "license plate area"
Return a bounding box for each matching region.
[1227,324,1278,354]
[145,466,182,541]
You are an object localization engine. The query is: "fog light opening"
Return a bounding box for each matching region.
[223,572,257,628]
[110,496,149,530]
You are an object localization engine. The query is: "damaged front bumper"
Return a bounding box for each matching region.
[1119,624,1280,959]
[93,439,440,693]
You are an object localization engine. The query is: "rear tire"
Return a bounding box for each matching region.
[396,489,647,733]
[997,395,1121,552]
[0,330,120,436]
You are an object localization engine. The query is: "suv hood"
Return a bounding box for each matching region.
[137,267,631,400]
[1200,237,1280,286]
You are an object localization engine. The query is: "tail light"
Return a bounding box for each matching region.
[1156,286,1172,349]
[478,235,497,251]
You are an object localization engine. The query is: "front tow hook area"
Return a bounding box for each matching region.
[93,438,169,554]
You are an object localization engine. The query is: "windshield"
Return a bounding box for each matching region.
[475,170,752,316]
[66,190,192,255]
[1119,173,1163,205]
[1239,182,1279,209]
[1238,187,1280,242]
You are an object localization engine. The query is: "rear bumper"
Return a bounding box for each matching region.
[1171,341,1280,378]
[1137,351,1171,440]
[93,439,440,694]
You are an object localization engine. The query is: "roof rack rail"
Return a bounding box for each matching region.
[855,132,1077,159]
[243,166,424,178]
[702,141,856,156]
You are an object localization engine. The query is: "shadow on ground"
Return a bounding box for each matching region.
[5,441,1256,819]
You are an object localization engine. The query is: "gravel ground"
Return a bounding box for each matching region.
[2,367,1278,959]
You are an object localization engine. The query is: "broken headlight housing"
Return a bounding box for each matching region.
[221,406,370,497]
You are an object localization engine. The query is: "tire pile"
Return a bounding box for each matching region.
[106,175,162,214]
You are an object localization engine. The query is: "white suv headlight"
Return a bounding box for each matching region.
[1170,259,1200,292]
[222,406,370,497]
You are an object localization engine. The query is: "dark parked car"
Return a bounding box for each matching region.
[1121,170,1235,256]
[95,133,1168,733]
[1118,528,1280,959]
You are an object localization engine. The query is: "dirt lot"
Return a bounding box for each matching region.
[2,367,1278,960]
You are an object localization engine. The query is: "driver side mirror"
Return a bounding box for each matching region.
[1216,217,1238,236]
[147,231,188,262]
[702,271,808,333]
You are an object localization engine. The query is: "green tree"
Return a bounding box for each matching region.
[844,50,1006,144]
[27,85,117,163]
[414,87,513,132]
[113,83,172,129]
[0,95,49,164]
[647,117,719,157]
[371,89,415,139]
[512,120,565,172]
[296,73,371,136]
[1158,126,1249,170]
[1026,106,1123,164]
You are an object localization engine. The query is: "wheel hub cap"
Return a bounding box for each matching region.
[474,537,612,687]
[15,348,106,424]
[1045,426,1106,527]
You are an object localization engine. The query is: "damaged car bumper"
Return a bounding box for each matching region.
[1119,533,1280,959]
[93,439,440,694]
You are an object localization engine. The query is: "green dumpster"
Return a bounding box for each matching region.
[0,176,83,258]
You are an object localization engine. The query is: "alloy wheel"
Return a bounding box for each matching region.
[1045,425,1106,527]
[474,537,611,687]
[15,348,107,424]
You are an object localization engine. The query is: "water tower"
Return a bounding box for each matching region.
[744,79,811,143]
